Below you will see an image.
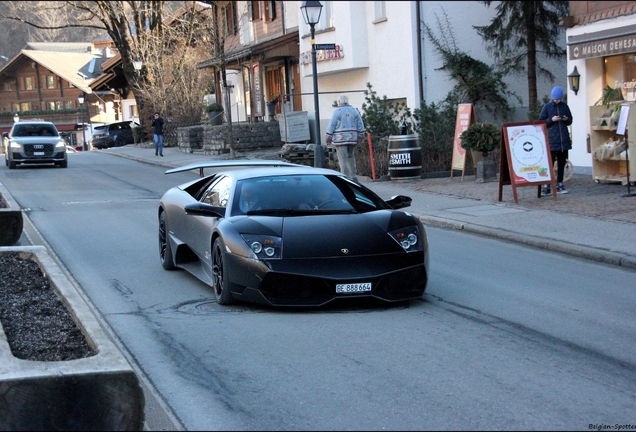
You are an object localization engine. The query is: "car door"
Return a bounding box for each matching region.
[183,175,233,277]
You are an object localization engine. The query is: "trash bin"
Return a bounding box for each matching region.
[388,134,422,181]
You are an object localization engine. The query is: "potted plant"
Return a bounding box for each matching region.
[459,122,501,182]
[206,103,224,125]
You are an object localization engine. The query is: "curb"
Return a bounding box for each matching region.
[0,246,145,430]
[420,215,636,270]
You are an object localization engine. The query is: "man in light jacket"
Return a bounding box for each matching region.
[325,94,365,181]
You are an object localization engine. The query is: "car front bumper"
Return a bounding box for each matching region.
[225,252,428,307]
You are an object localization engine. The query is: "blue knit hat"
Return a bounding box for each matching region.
[551,86,564,100]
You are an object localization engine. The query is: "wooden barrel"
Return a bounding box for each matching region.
[388,134,422,181]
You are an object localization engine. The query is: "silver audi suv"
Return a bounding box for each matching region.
[2,121,68,169]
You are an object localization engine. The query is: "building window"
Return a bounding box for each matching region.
[129,105,139,118]
[48,101,56,110]
[21,102,30,112]
[56,101,64,110]
[223,2,237,36]
[317,1,334,31]
[249,1,260,21]
[12,103,19,112]
[374,1,386,21]
[4,82,11,91]
[65,100,73,109]
[46,75,55,89]
[24,76,34,91]
[264,1,276,21]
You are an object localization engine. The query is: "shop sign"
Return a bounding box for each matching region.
[252,64,262,117]
[569,34,636,60]
[300,45,344,65]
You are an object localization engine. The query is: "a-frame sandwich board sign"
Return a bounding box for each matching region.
[450,103,477,181]
[498,121,557,204]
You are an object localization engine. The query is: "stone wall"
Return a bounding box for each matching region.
[176,121,283,154]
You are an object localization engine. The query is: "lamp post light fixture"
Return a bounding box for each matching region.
[13,113,19,123]
[301,0,325,168]
[568,66,580,95]
[132,57,142,72]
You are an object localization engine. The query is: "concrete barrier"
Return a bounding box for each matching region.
[0,182,23,246]
[0,246,144,430]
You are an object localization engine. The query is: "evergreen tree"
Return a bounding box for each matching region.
[474,1,569,117]
[424,11,520,120]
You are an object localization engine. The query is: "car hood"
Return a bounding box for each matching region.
[232,212,408,259]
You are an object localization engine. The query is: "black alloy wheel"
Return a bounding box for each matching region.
[159,212,176,270]
[212,237,234,305]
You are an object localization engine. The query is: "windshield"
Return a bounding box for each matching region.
[13,124,59,137]
[231,174,390,216]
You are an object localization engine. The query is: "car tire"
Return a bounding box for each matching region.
[8,158,16,169]
[58,160,68,168]
[159,212,176,270]
[115,137,125,147]
[212,237,234,305]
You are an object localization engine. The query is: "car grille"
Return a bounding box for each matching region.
[259,265,427,306]
[24,144,55,156]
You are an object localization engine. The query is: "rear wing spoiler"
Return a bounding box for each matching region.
[165,160,304,177]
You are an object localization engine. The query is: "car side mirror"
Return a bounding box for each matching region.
[386,195,412,209]
[184,202,225,218]
[60,132,69,138]
[2,132,8,138]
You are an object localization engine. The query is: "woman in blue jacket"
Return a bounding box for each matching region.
[539,86,573,195]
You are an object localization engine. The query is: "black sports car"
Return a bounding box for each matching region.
[158,161,429,307]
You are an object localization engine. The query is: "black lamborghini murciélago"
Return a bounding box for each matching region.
[158,161,429,307]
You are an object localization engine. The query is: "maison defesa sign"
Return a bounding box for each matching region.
[569,33,636,60]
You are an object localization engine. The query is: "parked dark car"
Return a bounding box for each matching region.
[158,161,429,307]
[90,121,138,149]
[2,121,68,169]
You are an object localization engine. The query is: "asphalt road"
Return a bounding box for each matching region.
[2,151,635,430]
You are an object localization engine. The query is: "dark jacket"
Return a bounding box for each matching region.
[151,117,164,135]
[538,101,573,151]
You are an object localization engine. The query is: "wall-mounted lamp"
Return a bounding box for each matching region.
[13,113,19,123]
[568,66,580,95]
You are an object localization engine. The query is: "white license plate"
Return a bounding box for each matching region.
[34,151,44,156]
[336,282,372,293]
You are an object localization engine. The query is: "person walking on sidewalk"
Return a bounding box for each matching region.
[539,86,573,195]
[151,112,164,157]
[325,94,365,182]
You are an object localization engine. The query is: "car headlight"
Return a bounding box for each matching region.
[55,140,65,148]
[9,141,21,150]
[241,234,282,260]
[388,226,422,252]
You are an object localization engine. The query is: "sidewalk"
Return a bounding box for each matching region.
[101,145,636,270]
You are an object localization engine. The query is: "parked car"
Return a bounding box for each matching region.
[2,121,68,169]
[158,161,429,307]
[90,121,139,149]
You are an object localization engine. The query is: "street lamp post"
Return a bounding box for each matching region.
[13,113,19,123]
[301,1,325,168]
[78,92,87,151]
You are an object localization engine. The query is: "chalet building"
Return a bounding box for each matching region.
[197,1,301,123]
[0,42,113,146]
[563,1,636,180]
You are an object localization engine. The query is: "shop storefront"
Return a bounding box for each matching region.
[567,18,636,182]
